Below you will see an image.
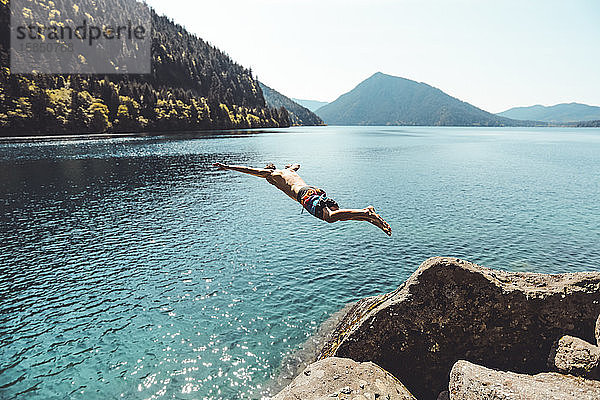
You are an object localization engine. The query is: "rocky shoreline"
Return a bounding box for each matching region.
[272,257,600,399]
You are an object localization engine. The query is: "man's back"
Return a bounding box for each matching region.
[266,167,307,200]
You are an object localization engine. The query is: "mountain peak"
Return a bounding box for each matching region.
[368,71,407,81]
[315,73,534,127]
[371,71,387,78]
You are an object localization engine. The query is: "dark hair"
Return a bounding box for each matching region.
[265,163,276,170]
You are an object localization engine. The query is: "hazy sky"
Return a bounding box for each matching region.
[145,0,600,113]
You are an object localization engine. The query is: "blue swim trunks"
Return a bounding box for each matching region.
[296,186,339,220]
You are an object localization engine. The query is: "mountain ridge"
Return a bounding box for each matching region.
[315,72,539,127]
[497,102,600,123]
[291,98,329,112]
[259,83,324,126]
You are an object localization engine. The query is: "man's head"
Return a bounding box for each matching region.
[265,163,276,170]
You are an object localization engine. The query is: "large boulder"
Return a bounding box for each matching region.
[272,357,416,400]
[449,360,600,400]
[320,257,600,400]
[549,335,600,379]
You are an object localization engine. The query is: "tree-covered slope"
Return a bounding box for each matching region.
[259,82,324,126]
[497,103,600,123]
[0,0,290,136]
[315,72,538,127]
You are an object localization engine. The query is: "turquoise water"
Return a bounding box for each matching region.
[1,126,600,399]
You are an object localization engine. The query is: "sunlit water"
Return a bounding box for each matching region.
[1,126,600,399]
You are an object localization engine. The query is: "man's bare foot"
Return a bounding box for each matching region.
[365,206,392,236]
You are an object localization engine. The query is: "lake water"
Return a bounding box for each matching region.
[1,126,600,399]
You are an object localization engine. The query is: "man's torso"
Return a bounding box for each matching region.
[266,169,307,201]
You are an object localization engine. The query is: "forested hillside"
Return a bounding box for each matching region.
[0,0,290,136]
[259,82,324,126]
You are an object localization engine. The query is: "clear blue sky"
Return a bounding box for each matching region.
[145,0,600,113]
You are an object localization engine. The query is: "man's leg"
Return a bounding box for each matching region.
[323,206,392,236]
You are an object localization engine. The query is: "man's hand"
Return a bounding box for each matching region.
[213,162,228,170]
[285,163,300,171]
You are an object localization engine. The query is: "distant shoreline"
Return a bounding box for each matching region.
[1,125,599,144]
[0,132,148,143]
[0,127,291,143]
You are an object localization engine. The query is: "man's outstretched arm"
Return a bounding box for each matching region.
[213,163,271,178]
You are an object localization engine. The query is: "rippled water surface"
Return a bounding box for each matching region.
[1,126,600,399]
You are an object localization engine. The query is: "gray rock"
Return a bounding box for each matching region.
[437,391,450,400]
[596,314,600,347]
[272,357,416,400]
[549,335,600,379]
[449,360,600,400]
[320,257,600,400]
